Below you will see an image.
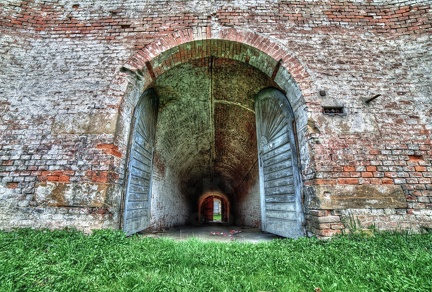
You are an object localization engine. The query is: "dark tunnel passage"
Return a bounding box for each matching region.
[148,57,277,229]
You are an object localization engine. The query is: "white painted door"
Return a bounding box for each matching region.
[123,90,159,236]
[255,88,304,238]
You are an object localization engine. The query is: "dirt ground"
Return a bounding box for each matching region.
[139,224,281,243]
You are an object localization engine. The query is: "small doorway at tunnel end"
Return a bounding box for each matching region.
[191,192,233,225]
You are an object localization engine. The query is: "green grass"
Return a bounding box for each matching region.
[1,229,431,291]
[213,214,222,221]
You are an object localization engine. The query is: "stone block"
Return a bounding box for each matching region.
[35,182,108,207]
[307,185,407,209]
[316,215,341,224]
[52,113,117,135]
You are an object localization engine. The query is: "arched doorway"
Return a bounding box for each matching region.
[119,37,309,238]
[198,192,231,224]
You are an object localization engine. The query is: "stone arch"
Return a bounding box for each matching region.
[112,28,314,235]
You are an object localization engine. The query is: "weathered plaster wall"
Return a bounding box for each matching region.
[150,165,189,229]
[0,0,431,236]
[234,161,261,227]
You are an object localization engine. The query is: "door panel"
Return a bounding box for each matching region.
[203,197,214,222]
[123,89,159,236]
[255,88,304,238]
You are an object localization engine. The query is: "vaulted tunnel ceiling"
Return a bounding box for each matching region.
[153,57,276,200]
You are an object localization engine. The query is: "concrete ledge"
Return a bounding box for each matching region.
[306,184,407,210]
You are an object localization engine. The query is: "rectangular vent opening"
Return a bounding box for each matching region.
[322,106,345,116]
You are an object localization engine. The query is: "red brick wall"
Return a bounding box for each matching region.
[0,0,431,236]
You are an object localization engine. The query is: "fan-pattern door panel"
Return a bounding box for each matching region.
[255,88,304,238]
[123,89,158,236]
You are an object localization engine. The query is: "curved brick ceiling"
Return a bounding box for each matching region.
[153,57,276,199]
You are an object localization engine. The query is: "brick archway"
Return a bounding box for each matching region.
[113,28,315,233]
[119,27,313,96]
[113,27,314,165]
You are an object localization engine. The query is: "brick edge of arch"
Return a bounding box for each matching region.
[115,27,314,100]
